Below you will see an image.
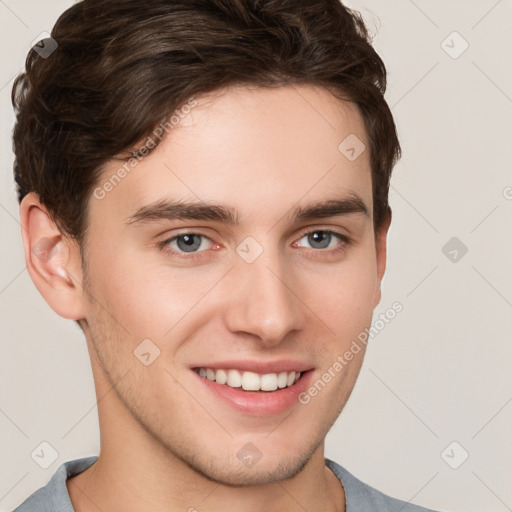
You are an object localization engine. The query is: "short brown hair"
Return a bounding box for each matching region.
[12,0,400,242]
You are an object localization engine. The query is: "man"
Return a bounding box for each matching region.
[11,0,443,510]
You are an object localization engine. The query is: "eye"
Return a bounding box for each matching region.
[158,228,350,261]
[294,229,349,251]
[160,233,214,257]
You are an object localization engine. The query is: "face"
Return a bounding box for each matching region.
[79,84,387,485]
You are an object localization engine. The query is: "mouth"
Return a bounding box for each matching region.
[191,362,314,416]
[194,367,302,392]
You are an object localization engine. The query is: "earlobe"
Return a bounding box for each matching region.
[20,192,86,320]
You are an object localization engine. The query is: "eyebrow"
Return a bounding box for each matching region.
[126,193,369,226]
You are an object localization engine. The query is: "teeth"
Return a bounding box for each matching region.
[215,368,227,385]
[277,372,288,388]
[227,369,242,388]
[197,367,302,391]
[261,373,278,391]
[242,371,260,391]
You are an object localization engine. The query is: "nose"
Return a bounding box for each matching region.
[223,244,306,346]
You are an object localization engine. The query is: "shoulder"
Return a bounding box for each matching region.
[325,458,444,512]
[11,456,98,512]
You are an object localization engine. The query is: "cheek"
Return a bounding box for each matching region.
[301,253,378,336]
[86,247,223,341]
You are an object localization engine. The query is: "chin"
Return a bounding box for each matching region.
[182,446,315,487]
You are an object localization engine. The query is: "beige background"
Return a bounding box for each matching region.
[1,1,511,511]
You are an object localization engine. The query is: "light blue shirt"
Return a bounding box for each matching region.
[12,456,442,511]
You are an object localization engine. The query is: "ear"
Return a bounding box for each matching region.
[19,192,86,320]
[373,207,392,308]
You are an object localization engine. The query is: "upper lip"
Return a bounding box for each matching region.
[191,360,314,374]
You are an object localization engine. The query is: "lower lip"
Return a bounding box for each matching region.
[193,370,314,416]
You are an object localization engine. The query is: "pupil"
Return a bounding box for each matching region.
[309,231,330,249]
[177,234,201,252]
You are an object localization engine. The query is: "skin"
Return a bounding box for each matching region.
[20,84,390,512]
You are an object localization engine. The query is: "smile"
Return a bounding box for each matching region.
[195,367,301,391]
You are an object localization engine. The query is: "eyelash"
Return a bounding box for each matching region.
[157,229,351,261]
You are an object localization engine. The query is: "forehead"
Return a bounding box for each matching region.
[91,84,372,228]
